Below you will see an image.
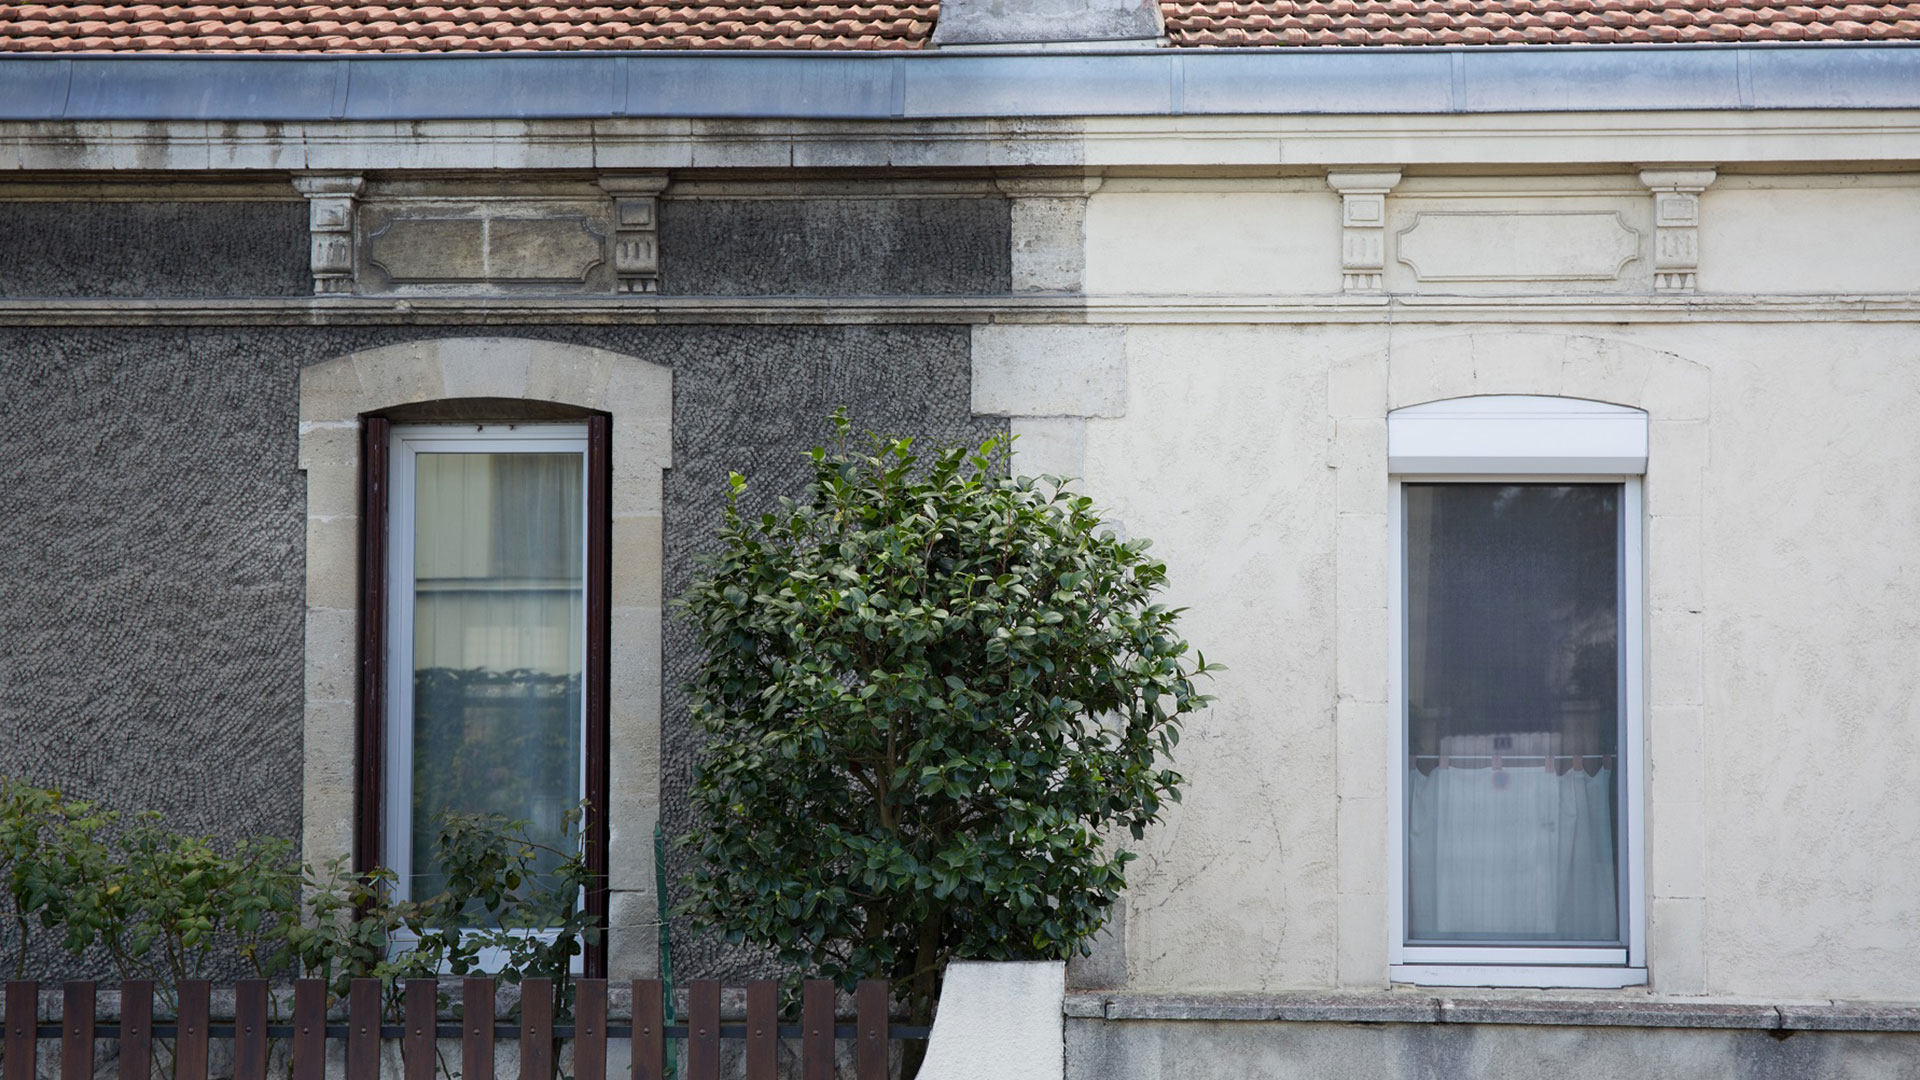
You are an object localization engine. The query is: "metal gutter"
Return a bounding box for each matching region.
[0,43,1916,122]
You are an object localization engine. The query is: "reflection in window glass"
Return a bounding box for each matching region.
[1404,483,1622,945]
[410,451,584,912]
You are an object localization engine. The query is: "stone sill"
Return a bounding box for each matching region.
[1063,992,1920,1033]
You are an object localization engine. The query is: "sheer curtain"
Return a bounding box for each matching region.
[410,451,585,903]
[1404,483,1622,945]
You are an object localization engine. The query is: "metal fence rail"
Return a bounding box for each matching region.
[2,977,922,1080]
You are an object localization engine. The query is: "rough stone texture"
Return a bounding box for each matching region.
[0,202,310,298]
[931,0,1162,45]
[1066,1018,1920,1080]
[658,198,1012,296]
[0,326,308,979]
[0,322,997,982]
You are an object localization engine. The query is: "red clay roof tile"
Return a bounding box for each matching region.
[2,0,1919,51]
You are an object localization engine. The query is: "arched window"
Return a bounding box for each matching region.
[1387,396,1647,989]
[300,340,672,980]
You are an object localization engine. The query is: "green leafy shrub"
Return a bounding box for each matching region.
[678,413,1216,1029]
[0,778,595,1017]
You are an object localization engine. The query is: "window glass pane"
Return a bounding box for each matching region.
[410,451,584,910]
[1404,483,1621,945]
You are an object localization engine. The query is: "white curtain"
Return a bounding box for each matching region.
[409,451,585,900]
[1407,747,1617,942]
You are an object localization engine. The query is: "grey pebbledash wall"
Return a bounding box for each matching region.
[0,321,1002,979]
[658,196,1013,296]
[0,202,311,297]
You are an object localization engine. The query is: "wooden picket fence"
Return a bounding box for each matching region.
[2,977,918,1080]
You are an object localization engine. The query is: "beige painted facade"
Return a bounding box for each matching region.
[980,170,1920,1002]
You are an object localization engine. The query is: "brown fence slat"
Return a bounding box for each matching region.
[630,980,664,1080]
[463,978,495,1080]
[519,978,553,1080]
[801,980,834,1080]
[291,980,326,1080]
[232,979,267,1080]
[118,981,152,1080]
[60,981,93,1080]
[404,979,436,1080]
[855,981,888,1080]
[348,978,381,1080]
[175,980,210,1080]
[685,981,719,1080]
[574,979,607,1080]
[4,982,34,1080]
[744,980,777,1080]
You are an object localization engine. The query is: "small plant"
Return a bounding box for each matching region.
[0,779,596,1020]
[678,412,1216,1041]
[0,779,110,978]
[405,806,600,1017]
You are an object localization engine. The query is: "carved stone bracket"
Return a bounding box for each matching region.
[996,175,1104,294]
[1327,170,1403,293]
[1639,168,1717,293]
[292,173,364,295]
[597,174,670,294]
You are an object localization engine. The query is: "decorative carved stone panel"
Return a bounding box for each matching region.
[1397,211,1641,283]
[366,215,605,284]
[1382,186,1655,295]
[358,199,613,293]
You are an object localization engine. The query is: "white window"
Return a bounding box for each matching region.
[385,423,592,961]
[1387,397,1648,989]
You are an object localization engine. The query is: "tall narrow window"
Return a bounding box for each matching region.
[1388,397,1646,988]
[366,419,610,971]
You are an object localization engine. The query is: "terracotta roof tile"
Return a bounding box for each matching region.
[0,0,939,49]
[2,0,1920,50]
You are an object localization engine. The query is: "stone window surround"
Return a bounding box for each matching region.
[299,337,671,979]
[1329,331,1710,993]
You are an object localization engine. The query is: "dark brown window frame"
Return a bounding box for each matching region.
[356,410,612,979]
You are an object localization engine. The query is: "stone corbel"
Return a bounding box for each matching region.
[1327,170,1403,293]
[291,173,364,296]
[1638,168,1717,293]
[597,173,670,294]
[995,175,1104,294]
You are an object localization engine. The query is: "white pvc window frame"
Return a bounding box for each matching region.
[386,422,591,974]
[1385,397,1648,990]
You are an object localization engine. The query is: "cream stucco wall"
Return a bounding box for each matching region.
[1018,172,1920,1003]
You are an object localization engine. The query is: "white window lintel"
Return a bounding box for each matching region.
[1387,395,1648,475]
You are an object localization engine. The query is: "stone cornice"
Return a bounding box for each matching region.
[4,111,1920,172]
[0,293,1915,327]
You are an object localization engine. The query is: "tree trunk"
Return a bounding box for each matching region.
[900,910,945,1079]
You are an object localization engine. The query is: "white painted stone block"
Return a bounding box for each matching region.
[972,325,1127,418]
[918,961,1064,1080]
[1010,417,1088,482]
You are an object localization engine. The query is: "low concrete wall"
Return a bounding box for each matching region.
[1065,994,1920,1080]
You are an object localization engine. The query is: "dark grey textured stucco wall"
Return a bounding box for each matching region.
[0,322,1000,979]
[659,197,1013,296]
[0,202,311,297]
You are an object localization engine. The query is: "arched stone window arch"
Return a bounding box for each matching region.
[299,338,670,978]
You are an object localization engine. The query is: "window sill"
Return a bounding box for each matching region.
[1390,964,1647,990]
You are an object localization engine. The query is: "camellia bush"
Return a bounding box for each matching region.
[679,413,1216,1031]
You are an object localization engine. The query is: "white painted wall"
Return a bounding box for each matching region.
[1039,175,1920,1002]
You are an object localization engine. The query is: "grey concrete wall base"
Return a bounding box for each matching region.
[930,0,1163,46]
[1066,1013,1920,1080]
